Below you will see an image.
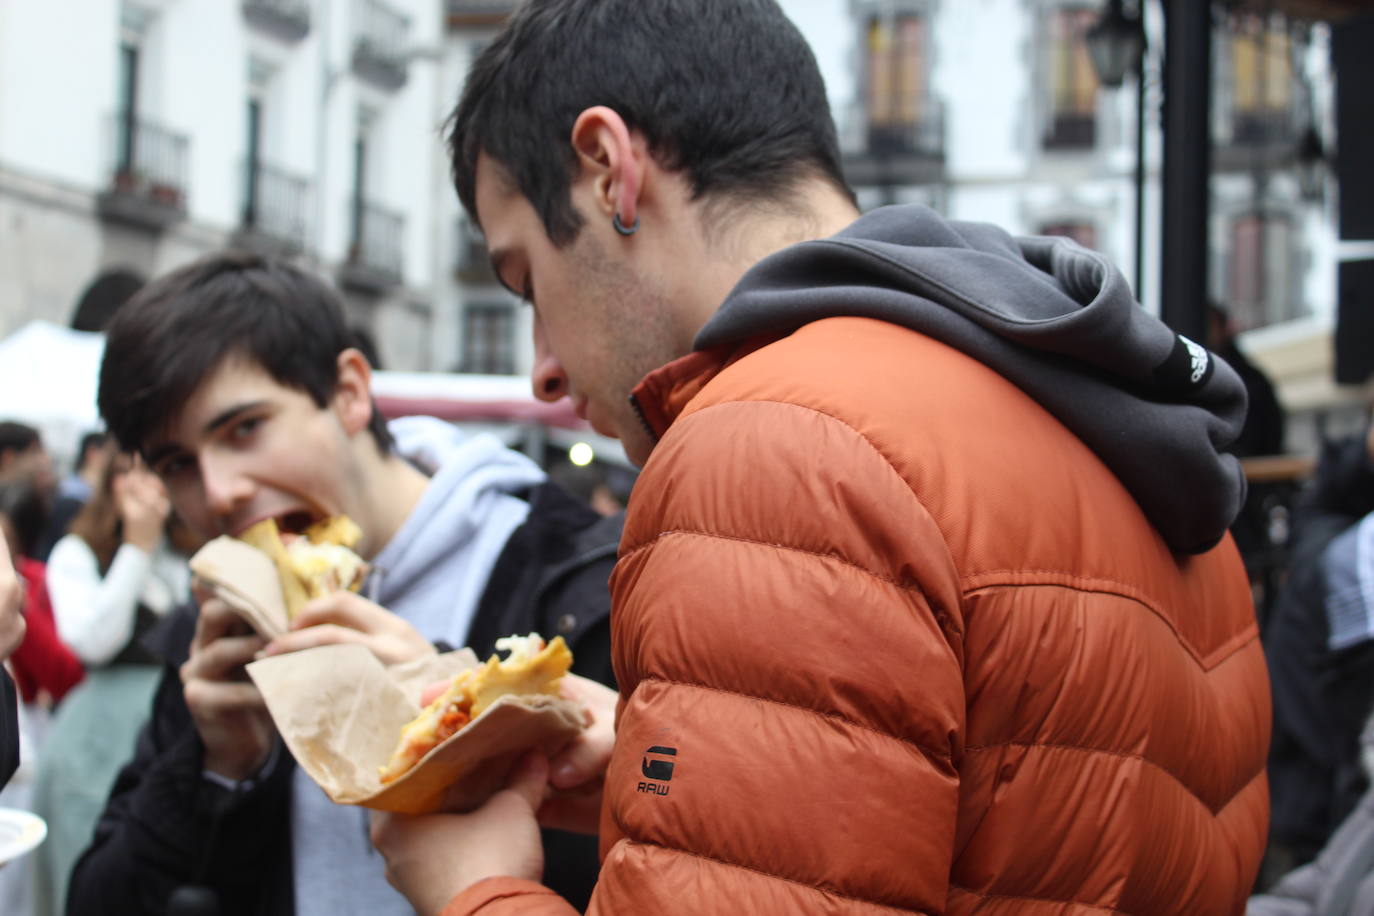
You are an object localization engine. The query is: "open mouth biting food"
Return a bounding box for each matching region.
[237,514,368,621]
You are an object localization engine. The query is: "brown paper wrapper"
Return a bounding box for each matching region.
[193,535,584,812]
[247,643,586,814]
[188,535,291,639]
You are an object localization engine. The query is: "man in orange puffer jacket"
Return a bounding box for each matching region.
[370,2,1271,913]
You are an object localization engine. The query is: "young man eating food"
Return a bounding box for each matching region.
[66,251,620,916]
[371,1,1268,914]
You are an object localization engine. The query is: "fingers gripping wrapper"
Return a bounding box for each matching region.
[244,634,585,814]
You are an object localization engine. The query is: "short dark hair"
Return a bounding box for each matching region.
[447,0,852,246]
[0,422,40,462]
[0,478,47,558]
[98,251,394,456]
[76,431,109,468]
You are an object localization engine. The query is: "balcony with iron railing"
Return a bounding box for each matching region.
[446,0,518,28]
[454,217,495,283]
[1214,104,1305,172]
[97,112,189,231]
[341,198,405,293]
[841,99,946,188]
[353,0,411,91]
[1041,109,1097,151]
[242,0,310,41]
[234,160,310,255]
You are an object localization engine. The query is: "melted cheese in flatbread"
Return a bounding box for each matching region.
[238,516,366,620]
[378,634,573,784]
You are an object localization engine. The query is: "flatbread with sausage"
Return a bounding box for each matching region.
[378,633,572,784]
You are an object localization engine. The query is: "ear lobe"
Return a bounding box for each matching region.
[333,348,375,437]
[570,106,640,227]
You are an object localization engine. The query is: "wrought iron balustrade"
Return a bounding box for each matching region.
[242,0,310,39]
[241,160,310,252]
[345,198,405,289]
[353,0,411,90]
[98,113,189,230]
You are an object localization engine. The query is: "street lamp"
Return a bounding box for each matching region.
[1295,123,1327,203]
[1086,0,1146,89]
[1087,0,1148,303]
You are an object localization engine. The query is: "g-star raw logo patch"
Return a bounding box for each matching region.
[1180,334,1210,384]
[637,746,676,797]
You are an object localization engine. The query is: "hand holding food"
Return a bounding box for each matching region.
[538,673,618,836]
[262,590,436,666]
[182,582,275,780]
[371,751,550,914]
[189,514,369,638]
[243,631,585,814]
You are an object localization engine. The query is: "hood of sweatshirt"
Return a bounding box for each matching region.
[365,414,547,645]
[293,414,546,916]
[693,204,1248,554]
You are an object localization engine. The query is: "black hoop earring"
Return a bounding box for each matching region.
[612,212,639,236]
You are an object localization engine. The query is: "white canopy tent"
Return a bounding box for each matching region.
[0,321,629,471]
[0,321,106,472]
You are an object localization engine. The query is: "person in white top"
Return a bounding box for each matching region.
[30,449,195,916]
[47,453,186,666]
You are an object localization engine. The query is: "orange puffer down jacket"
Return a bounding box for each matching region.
[445,316,1269,915]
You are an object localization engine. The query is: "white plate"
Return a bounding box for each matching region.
[0,808,46,864]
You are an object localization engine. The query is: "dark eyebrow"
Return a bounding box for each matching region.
[143,401,269,468]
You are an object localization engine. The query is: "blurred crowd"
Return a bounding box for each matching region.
[0,419,201,915]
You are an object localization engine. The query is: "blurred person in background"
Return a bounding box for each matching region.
[1208,304,1291,622]
[545,460,632,517]
[1208,303,1286,461]
[30,449,196,916]
[0,422,56,506]
[1252,670,1374,914]
[1263,381,1374,887]
[0,479,85,710]
[0,480,83,916]
[0,530,27,790]
[35,431,113,562]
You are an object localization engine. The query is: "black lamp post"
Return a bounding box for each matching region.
[1087,0,1148,303]
[1295,124,1327,203]
[1086,0,1146,88]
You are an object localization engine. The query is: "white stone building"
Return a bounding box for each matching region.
[0,0,451,371]
[1,0,1355,450]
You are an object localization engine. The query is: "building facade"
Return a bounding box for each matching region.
[785,0,1351,451]
[0,0,1356,450]
[0,0,449,371]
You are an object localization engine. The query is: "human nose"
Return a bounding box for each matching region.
[199,452,253,521]
[530,319,568,403]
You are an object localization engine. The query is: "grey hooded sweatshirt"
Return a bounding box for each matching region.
[694,204,1249,554]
